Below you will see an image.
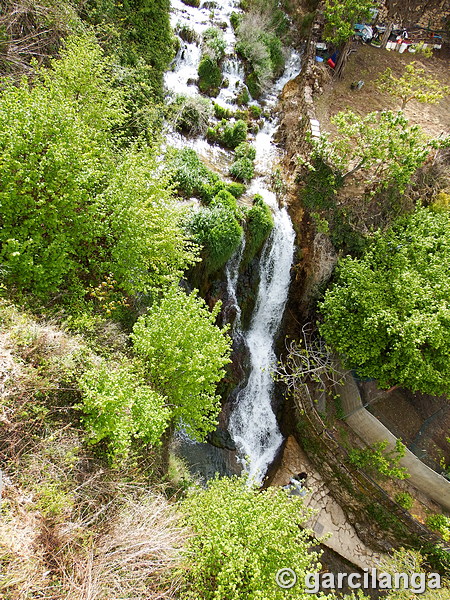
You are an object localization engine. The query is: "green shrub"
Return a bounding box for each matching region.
[347,440,409,480]
[230,12,242,30]
[226,182,246,198]
[198,55,222,95]
[179,475,321,600]
[213,102,234,120]
[202,27,226,62]
[207,119,248,148]
[394,491,414,510]
[172,94,212,135]
[167,148,219,198]
[248,104,262,118]
[243,194,274,264]
[237,85,250,105]
[210,189,240,215]
[229,142,256,182]
[426,514,450,541]
[78,361,170,461]
[181,0,200,6]
[189,205,243,274]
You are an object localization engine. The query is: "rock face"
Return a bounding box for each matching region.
[271,436,384,571]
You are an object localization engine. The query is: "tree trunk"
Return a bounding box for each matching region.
[333,39,352,79]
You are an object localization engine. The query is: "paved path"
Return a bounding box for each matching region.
[337,373,450,512]
[272,436,384,570]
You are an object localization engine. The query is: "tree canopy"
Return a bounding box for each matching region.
[307,110,430,195]
[319,207,450,396]
[131,286,232,440]
[179,475,321,600]
[323,0,375,46]
[376,62,450,110]
[0,36,196,302]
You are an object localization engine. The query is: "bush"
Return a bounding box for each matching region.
[207,119,248,148]
[229,142,256,182]
[181,0,200,6]
[78,361,170,462]
[210,189,240,216]
[394,492,414,510]
[177,24,199,44]
[426,514,450,541]
[244,194,274,263]
[167,148,219,198]
[179,475,322,600]
[202,27,226,62]
[347,440,409,480]
[172,94,212,135]
[189,205,244,274]
[198,55,222,95]
[213,102,234,120]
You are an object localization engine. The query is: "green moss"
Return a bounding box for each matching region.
[181,0,200,6]
[198,56,222,96]
[207,119,248,149]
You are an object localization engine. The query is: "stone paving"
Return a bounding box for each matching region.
[271,436,384,570]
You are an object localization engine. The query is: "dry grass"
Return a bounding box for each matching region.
[0,300,190,600]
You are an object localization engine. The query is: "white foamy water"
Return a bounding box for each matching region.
[166,0,301,483]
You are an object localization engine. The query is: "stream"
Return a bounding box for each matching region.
[165,0,300,484]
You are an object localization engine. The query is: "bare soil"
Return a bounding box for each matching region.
[314,43,450,139]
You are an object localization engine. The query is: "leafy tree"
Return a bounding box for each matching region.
[131,286,232,440]
[323,0,375,46]
[319,207,450,396]
[376,62,450,109]
[78,360,170,461]
[307,110,430,194]
[0,36,195,302]
[179,475,322,600]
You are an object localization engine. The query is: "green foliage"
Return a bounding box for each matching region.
[179,475,322,600]
[132,286,232,440]
[176,24,199,44]
[172,94,213,135]
[237,84,250,105]
[235,8,286,97]
[189,206,244,274]
[207,119,248,148]
[319,207,450,396]
[323,0,375,46]
[347,440,409,480]
[198,56,222,96]
[229,142,256,181]
[0,37,196,304]
[376,62,450,110]
[210,190,240,216]
[307,110,430,195]
[78,360,170,461]
[202,27,226,62]
[82,0,176,97]
[181,0,200,6]
[244,195,274,264]
[426,514,450,542]
[394,492,414,510]
[213,102,234,120]
[167,148,245,203]
[167,148,219,198]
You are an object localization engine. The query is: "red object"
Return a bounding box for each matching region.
[327,58,336,68]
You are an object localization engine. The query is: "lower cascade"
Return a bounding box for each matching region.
[228,204,295,482]
[165,0,300,482]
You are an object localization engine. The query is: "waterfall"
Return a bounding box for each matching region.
[165,0,300,483]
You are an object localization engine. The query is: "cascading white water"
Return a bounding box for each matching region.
[165,0,301,482]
